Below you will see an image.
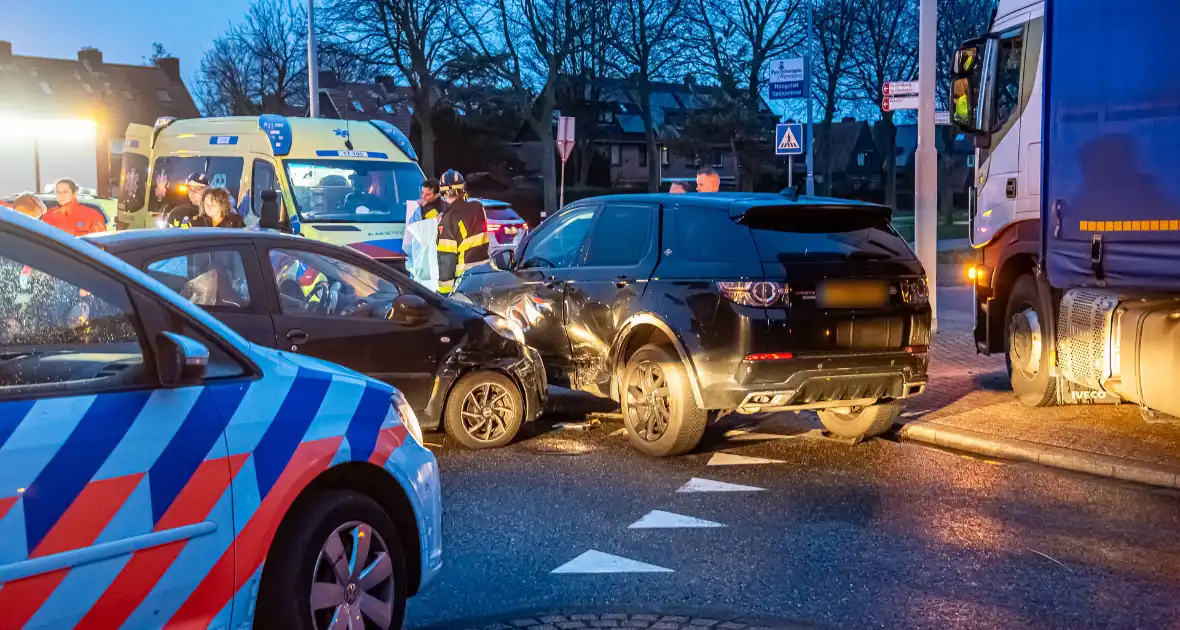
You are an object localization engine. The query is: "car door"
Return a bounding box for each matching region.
[0,228,242,628]
[139,243,278,347]
[455,204,599,387]
[563,201,660,396]
[261,243,454,409]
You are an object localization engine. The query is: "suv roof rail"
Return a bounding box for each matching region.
[779,187,799,201]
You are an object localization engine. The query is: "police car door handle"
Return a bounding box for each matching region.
[286,328,309,344]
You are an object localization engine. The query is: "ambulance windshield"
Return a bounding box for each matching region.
[284,160,424,224]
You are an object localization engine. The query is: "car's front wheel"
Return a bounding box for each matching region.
[816,401,901,439]
[444,371,525,449]
[256,490,407,630]
[620,344,708,457]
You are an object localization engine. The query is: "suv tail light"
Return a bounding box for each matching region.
[717,281,790,307]
[487,221,502,232]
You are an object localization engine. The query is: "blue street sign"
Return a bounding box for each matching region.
[769,82,805,99]
[775,124,804,156]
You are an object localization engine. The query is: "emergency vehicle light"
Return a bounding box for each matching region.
[0,116,97,141]
[369,120,418,162]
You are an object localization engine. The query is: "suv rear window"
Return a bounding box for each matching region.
[742,210,913,262]
[484,206,520,222]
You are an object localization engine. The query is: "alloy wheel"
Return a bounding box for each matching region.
[625,361,671,443]
[310,520,396,630]
[460,381,515,443]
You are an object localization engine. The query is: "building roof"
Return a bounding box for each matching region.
[314,73,414,136]
[894,124,975,167]
[813,119,873,172]
[0,41,199,129]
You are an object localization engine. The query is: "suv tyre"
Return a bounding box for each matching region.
[257,490,407,630]
[816,401,901,439]
[621,344,708,457]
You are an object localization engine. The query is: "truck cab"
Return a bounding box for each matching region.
[117,115,424,268]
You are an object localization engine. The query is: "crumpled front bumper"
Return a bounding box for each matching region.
[419,342,548,429]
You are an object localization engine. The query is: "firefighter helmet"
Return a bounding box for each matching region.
[439,169,467,199]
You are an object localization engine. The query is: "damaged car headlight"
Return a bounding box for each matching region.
[484,314,526,345]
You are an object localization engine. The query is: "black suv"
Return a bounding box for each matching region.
[455,193,931,456]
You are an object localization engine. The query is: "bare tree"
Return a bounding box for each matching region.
[559,0,614,187]
[849,0,918,209]
[813,0,861,195]
[686,0,804,189]
[196,36,260,116]
[144,42,172,65]
[324,0,456,176]
[455,0,583,213]
[609,0,688,191]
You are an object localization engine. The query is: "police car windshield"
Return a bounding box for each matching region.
[284,159,424,223]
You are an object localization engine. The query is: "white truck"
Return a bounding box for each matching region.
[953,0,1180,419]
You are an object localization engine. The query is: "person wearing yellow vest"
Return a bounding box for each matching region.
[436,170,490,294]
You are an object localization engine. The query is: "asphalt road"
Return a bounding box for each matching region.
[407,413,1180,629]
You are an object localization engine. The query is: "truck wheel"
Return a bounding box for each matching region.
[621,344,707,457]
[817,401,901,439]
[1005,275,1057,407]
[444,371,524,449]
[256,490,407,630]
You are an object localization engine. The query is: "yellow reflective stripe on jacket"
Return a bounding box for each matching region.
[437,238,459,253]
[424,208,439,219]
[458,221,469,240]
[438,279,455,294]
[457,232,488,252]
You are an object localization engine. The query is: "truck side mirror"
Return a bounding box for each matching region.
[260,189,282,231]
[951,39,987,137]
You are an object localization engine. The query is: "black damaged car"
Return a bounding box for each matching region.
[454,192,931,456]
[90,228,546,450]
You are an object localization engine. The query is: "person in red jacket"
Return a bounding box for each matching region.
[42,178,107,236]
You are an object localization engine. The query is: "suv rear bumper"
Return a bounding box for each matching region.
[699,350,928,413]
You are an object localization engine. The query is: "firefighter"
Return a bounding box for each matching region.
[436,170,489,294]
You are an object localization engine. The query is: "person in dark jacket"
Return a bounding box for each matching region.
[436,170,489,294]
[188,187,245,228]
[418,178,444,220]
[165,172,210,227]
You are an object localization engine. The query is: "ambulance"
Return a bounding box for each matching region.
[116,115,423,265]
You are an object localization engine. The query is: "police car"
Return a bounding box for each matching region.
[0,207,442,628]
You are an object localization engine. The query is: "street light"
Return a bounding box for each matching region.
[915,0,938,327]
[308,0,320,118]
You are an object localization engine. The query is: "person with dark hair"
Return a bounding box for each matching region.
[436,170,489,294]
[164,172,210,228]
[42,178,106,236]
[695,167,720,193]
[188,187,245,228]
[669,181,689,194]
[419,178,444,220]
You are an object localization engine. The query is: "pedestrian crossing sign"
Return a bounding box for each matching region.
[776,123,803,156]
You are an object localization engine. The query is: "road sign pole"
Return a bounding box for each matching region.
[916,0,938,329]
[789,155,794,189]
[308,0,319,118]
[805,0,815,197]
[559,158,567,210]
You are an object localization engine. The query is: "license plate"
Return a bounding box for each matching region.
[817,280,889,308]
[504,227,519,235]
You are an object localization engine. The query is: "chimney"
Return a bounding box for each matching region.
[683,73,696,87]
[155,57,181,82]
[0,41,12,63]
[78,47,103,71]
[375,75,396,94]
[318,70,339,89]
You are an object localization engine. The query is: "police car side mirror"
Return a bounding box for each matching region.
[156,332,209,387]
[492,249,515,271]
[260,190,282,231]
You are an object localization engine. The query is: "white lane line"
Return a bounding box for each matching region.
[628,510,725,529]
[676,477,766,493]
[707,452,785,466]
[551,550,674,574]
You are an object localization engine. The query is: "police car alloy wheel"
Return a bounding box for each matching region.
[311,520,397,629]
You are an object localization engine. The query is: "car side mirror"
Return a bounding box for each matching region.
[260,189,282,231]
[387,294,430,325]
[156,332,209,387]
[492,249,515,271]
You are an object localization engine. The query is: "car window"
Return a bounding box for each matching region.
[148,155,244,215]
[519,207,597,269]
[0,231,147,396]
[146,250,252,309]
[673,205,759,263]
[741,209,914,261]
[269,248,401,319]
[583,203,655,267]
[484,207,520,222]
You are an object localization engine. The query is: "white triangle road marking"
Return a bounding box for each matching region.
[628,509,725,529]
[707,452,785,466]
[551,550,674,574]
[676,477,766,493]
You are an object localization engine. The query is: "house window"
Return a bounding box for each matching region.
[857,153,868,167]
[352,100,364,113]
[712,151,724,168]
[660,145,670,167]
[39,81,52,95]
[82,83,94,95]
[383,104,394,114]
[638,146,647,167]
[157,89,173,103]
[610,144,621,167]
